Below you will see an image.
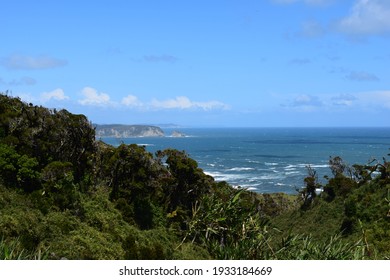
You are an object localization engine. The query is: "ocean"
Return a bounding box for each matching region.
[100,127,390,194]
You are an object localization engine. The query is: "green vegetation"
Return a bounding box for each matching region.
[0,92,389,259]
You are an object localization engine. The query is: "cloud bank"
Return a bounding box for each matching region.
[281,90,390,112]
[76,87,229,111]
[150,96,230,110]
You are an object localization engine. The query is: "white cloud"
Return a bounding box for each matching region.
[292,94,323,107]
[75,88,230,111]
[1,54,67,70]
[337,0,390,36]
[14,88,69,104]
[78,87,112,106]
[121,95,143,107]
[41,88,69,103]
[150,96,230,110]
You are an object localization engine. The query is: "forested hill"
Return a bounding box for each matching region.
[0,92,389,260]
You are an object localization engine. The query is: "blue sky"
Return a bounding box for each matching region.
[1,0,390,127]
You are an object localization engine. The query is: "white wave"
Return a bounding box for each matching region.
[296,163,328,168]
[310,164,329,168]
[285,164,297,170]
[228,167,255,171]
[204,171,246,182]
[285,171,300,175]
[284,168,297,171]
[265,162,279,166]
[251,174,283,180]
[246,159,260,164]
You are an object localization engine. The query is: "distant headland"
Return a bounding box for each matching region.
[95,124,164,138]
[94,124,186,138]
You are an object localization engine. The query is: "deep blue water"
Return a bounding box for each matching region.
[100,127,390,194]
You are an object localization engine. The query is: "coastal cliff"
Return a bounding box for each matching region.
[95,124,164,137]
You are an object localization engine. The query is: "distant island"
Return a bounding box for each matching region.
[171,131,186,137]
[95,124,164,138]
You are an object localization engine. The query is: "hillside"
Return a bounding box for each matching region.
[95,124,164,138]
[0,92,389,260]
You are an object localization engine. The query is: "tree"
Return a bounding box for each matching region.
[0,143,40,191]
[157,149,214,213]
[299,165,320,208]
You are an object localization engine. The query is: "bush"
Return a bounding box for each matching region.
[123,227,176,260]
[45,223,125,260]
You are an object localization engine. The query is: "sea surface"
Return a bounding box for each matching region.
[100,127,390,194]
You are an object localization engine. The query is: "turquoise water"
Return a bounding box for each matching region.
[100,127,390,194]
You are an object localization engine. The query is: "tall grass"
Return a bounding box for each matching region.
[0,237,48,260]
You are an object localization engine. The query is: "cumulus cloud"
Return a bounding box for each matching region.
[76,88,229,111]
[121,95,143,107]
[292,94,323,107]
[150,96,230,110]
[41,88,69,103]
[337,0,390,36]
[345,71,379,81]
[14,88,69,104]
[1,54,67,70]
[78,87,112,106]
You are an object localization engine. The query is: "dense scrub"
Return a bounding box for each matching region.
[0,93,389,259]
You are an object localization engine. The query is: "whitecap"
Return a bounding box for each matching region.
[285,171,300,175]
[252,174,283,180]
[246,159,261,164]
[285,164,297,169]
[310,164,329,168]
[284,168,297,171]
[296,163,328,168]
[228,167,255,171]
[204,171,246,182]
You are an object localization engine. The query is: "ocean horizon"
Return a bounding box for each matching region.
[100,127,390,194]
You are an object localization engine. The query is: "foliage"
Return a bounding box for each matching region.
[271,233,366,260]
[0,144,40,191]
[299,165,321,208]
[0,237,49,260]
